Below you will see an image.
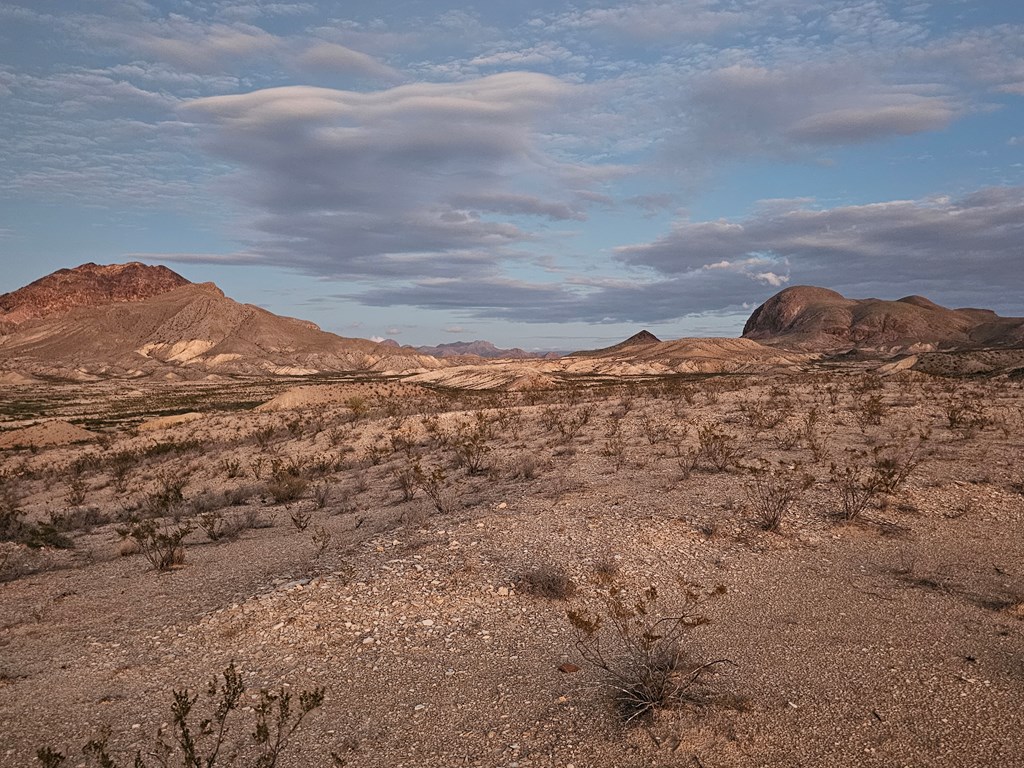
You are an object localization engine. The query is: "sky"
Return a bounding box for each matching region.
[1,1,1022,350]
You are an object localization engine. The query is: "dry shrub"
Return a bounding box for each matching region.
[516,563,576,599]
[744,462,814,532]
[38,662,325,768]
[116,519,191,570]
[567,585,730,723]
[265,473,308,504]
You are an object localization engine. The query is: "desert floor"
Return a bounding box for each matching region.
[1,370,1022,767]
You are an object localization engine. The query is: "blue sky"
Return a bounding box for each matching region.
[1,0,1022,349]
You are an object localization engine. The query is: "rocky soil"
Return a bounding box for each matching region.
[1,371,1022,767]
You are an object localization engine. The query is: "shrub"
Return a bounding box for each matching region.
[451,415,493,475]
[744,463,814,532]
[829,455,883,521]
[412,461,456,515]
[289,508,312,532]
[636,411,673,446]
[311,525,332,558]
[265,473,308,504]
[943,392,990,438]
[567,585,729,723]
[541,406,592,443]
[1,501,74,550]
[64,476,88,507]
[852,392,887,429]
[695,423,743,472]
[38,661,325,768]
[516,564,576,599]
[870,431,929,494]
[140,472,188,517]
[116,518,192,570]
[197,510,249,543]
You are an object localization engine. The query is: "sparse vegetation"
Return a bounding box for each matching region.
[37,662,325,767]
[567,584,730,723]
[744,462,814,531]
[116,518,192,570]
[516,563,576,599]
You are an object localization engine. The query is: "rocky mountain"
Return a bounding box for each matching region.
[0,262,189,331]
[0,266,442,380]
[415,340,557,360]
[743,286,1024,352]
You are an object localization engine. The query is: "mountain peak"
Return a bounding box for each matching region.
[0,261,191,327]
[620,329,661,346]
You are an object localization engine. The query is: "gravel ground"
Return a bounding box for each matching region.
[1,373,1022,767]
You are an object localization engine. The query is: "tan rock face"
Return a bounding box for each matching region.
[0,262,190,326]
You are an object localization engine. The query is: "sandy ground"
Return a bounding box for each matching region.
[1,370,1022,767]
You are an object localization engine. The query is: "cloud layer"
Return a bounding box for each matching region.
[1,0,1022,340]
[181,72,585,278]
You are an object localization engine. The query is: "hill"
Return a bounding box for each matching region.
[743,286,1024,352]
[0,268,441,380]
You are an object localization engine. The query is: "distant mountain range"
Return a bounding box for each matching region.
[2,264,1022,384]
[414,340,559,359]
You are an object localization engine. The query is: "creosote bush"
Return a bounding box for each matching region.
[116,518,192,570]
[411,461,456,515]
[744,462,814,532]
[38,661,325,768]
[567,584,730,723]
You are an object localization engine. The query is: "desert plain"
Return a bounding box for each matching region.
[1,362,1022,768]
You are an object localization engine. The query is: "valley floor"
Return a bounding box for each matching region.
[1,371,1022,767]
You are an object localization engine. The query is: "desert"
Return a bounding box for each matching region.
[0,264,1021,768]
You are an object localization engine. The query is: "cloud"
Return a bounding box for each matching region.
[180,72,584,278]
[296,42,402,81]
[212,2,316,22]
[353,272,768,325]
[96,19,282,73]
[787,102,955,144]
[615,187,1024,308]
[686,63,957,156]
[357,186,1024,324]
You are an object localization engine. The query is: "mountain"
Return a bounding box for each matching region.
[414,340,557,360]
[573,329,661,357]
[743,286,1024,352]
[0,266,442,380]
[0,262,189,331]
